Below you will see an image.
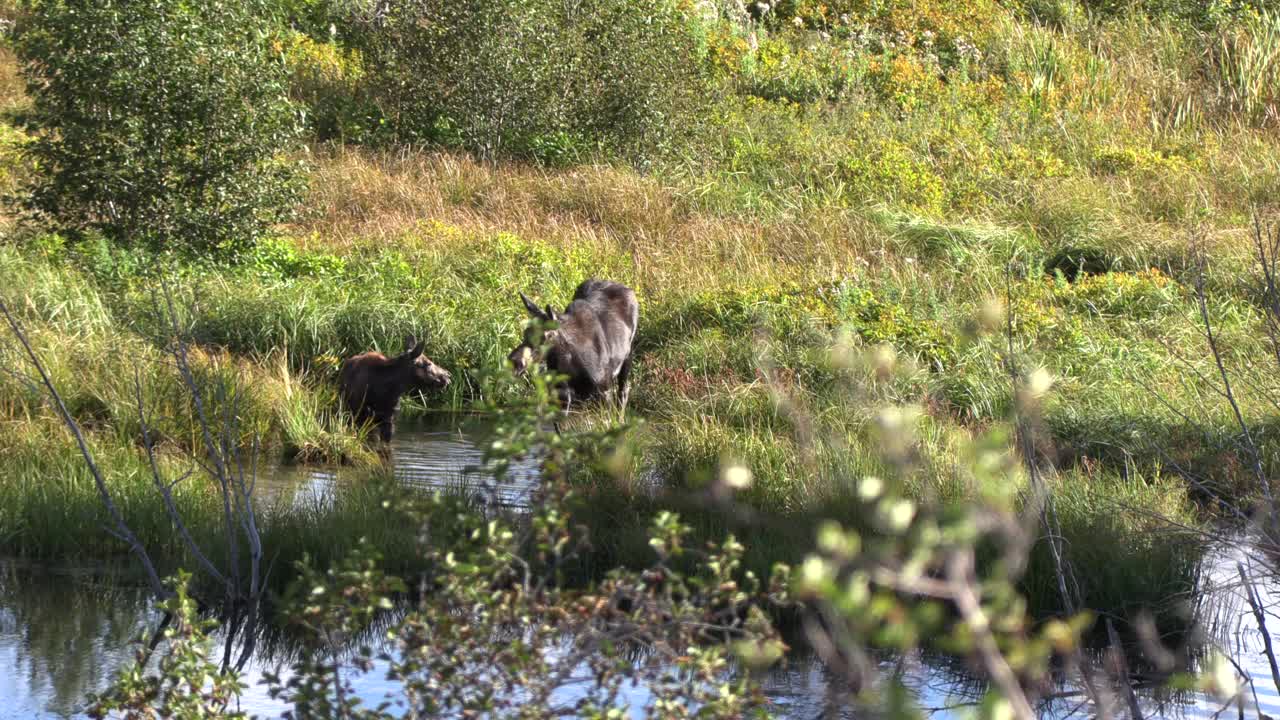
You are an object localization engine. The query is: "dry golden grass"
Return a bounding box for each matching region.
[293,145,885,292]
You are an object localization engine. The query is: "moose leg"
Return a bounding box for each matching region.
[376,413,395,443]
[616,355,633,416]
[552,387,571,436]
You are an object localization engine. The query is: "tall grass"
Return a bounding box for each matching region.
[1210,9,1280,127]
[0,420,464,597]
[1,2,1277,635]
[0,246,386,463]
[270,351,377,464]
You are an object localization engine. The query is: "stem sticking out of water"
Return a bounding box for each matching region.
[1236,562,1280,700]
[1106,617,1144,720]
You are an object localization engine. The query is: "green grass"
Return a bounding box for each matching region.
[3,0,1278,633]
[0,203,1240,624]
[0,419,470,600]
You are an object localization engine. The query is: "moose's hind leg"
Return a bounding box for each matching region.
[350,407,378,439]
[616,355,634,416]
[375,414,395,443]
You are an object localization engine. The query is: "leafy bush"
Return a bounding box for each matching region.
[87,573,247,719]
[365,0,709,163]
[268,0,357,37]
[15,0,304,256]
[768,0,1001,59]
[837,137,947,212]
[245,234,346,279]
[1014,0,1089,31]
[1075,0,1271,26]
[277,29,379,142]
[737,33,865,103]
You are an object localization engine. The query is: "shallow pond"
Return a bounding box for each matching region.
[2,421,1279,718]
[259,415,544,509]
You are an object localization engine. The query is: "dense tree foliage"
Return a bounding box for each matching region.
[15,0,303,255]
[362,0,708,163]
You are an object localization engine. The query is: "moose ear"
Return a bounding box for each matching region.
[403,335,424,358]
[520,292,545,319]
[545,304,559,323]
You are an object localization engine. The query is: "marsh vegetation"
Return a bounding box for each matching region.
[1,0,1280,717]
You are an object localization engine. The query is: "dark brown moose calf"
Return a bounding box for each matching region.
[508,279,639,413]
[340,336,452,442]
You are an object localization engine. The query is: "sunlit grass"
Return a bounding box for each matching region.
[1,3,1278,633]
[0,419,465,598]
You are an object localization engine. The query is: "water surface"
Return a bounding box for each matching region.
[3,420,1279,718]
[260,415,543,509]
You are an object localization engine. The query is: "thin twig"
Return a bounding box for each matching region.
[1106,617,1144,720]
[948,550,1036,720]
[158,282,241,598]
[1236,562,1280,700]
[134,366,228,587]
[1192,240,1273,506]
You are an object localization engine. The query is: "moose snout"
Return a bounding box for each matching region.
[431,365,453,388]
[509,346,533,375]
[415,357,452,389]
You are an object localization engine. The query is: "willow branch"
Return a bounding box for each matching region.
[0,299,168,598]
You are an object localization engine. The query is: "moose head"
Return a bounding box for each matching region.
[508,293,562,375]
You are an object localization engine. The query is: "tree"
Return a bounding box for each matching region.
[16,0,304,256]
[364,0,708,164]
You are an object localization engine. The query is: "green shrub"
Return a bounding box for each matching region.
[767,0,1002,60]
[267,0,356,37]
[837,137,947,213]
[365,0,709,162]
[738,34,864,103]
[15,0,304,256]
[1075,0,1270,26]
[277,30,378,142]
[1015,0,1088,32]
[245,235,346,280]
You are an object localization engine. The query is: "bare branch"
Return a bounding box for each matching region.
[157,281,240,595]
[134,365,229,588]
[1237,562,1280,699]
[0,298,169,599]
[948,549,1037,720]
[1106,617,1144,720]
[1192,238,1273,507]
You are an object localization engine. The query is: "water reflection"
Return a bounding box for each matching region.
[1186,535,1280,719]
[259,415,543,510]
[0,564,157,719]
[5,556,1276,719]
[2,412,1279,718]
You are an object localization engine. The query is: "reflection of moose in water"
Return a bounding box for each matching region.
[339,336,452,442]
[508,279,639,414]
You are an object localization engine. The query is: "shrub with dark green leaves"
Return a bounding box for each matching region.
[365,0,709,163]
[15,0,304,256]
[1070,0,1274,26]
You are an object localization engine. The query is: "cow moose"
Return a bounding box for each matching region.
[339,336,452,442]
[508,279,639,413]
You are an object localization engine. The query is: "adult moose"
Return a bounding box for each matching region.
[340,336,452,442]
[508,279,639,414]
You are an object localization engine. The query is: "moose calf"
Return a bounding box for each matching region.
[508,279,639,413]
[340,336,452,442]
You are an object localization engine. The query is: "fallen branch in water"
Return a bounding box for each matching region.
[1237,562,1280,701]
